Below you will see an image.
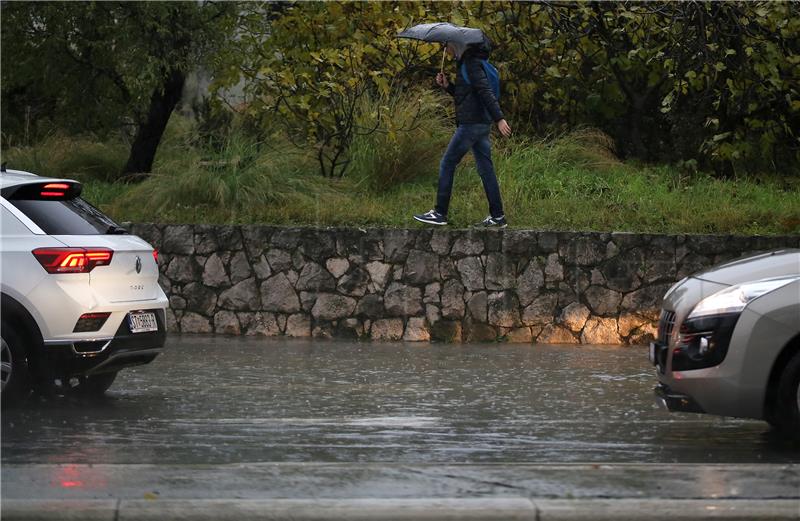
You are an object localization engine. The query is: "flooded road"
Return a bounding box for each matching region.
[2,336,798,465]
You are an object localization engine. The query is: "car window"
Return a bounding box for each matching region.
[8,197,123,235]
[0,205,32,235]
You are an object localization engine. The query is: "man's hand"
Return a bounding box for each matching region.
[497,119,512,138]
[436,72,449,89]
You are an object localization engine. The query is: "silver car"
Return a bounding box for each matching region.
[650,249,800,433]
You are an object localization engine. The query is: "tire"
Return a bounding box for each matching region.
[772,350,800,435]
[1,323,31,406]
[69,372,118,396]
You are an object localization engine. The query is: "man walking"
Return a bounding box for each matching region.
[413,40,512,228]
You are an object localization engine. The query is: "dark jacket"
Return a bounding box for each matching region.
[445,48,504,126]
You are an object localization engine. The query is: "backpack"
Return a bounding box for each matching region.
[461,60,500,100]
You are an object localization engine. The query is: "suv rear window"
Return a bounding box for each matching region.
[9,197,124,235]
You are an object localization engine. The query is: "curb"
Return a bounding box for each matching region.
[3,498,799,521]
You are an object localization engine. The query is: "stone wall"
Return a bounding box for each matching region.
[128,224,799,345]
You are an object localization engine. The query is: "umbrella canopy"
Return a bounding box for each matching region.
[397,22,487,59]
[397,22,485,45]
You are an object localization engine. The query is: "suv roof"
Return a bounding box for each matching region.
[0,170,78,191]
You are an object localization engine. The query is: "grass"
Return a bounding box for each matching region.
[2,113,799,235]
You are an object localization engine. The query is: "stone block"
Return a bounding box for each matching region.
[429,320,462,343]
[505,327,533,343]
[371,318,404,341]
[326,258,350,279]
[537,324,578,344]
[356,294,385,318]
[485,253,516,290]
[252,256,272,280]
[521,293,559,326]
[560,235,606,266]
[229,251,253,284]
[404,250,440,285]
[162,225,194,254]
[545,253,564,282]
[424,282,441,304]
[581,317,622,345]
[214,311,241,335]
[584,285,623,316]
[463,322,497,342]
[467,291,488,322]
[517,259,544,306]
[193,225,237,254]
[502,230,537,255]
[180,312,212,334]
[219,278,259,311]
[311,294,357,320]
[300,229,337,258]
[296,262,336,292]
[366,261,392,290]
[384,283,423,317]
[241,226,273,260]
[488,291,521,328]
[239,312,281,336]
[285,314,311,337]
[260,273,300,313]
[166,255,201,284]
[441,279,466,319]
[452,233,484,257]
[338,267,369,297]
[403,317,430,341]
[182,282,217,316]
[430,230,452,255]
[384,229,415,262]
[456,256,484,290]
[560,302,590,332]
[266,249,293,272]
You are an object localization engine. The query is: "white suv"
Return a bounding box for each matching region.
[0,169,168,404]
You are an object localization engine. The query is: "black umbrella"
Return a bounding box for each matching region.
[397,22,488,73]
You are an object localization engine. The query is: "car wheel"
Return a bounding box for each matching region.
[773,350,800,435]
[69,372,118,396]
[1,324,31,406]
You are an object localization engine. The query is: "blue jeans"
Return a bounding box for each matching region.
[435,124,504,219]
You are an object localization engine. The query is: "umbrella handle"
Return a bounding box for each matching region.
[440,45,447,74]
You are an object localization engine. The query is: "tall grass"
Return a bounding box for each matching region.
[348,89,451,190]
[111,132,340,223]
[2,133,128,182]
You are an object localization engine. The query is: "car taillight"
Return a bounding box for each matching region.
[40,183,71,198]
[153,249,158,263]
[32,248,114,274]
[73,312,111,333]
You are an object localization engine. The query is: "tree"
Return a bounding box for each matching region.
[219,1,453,178]
[1,1,237,180]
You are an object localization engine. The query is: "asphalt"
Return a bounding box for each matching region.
[2,336,799,519]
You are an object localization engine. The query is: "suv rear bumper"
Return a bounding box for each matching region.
[42,309,166,377]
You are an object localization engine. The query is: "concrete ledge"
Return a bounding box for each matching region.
[3,498,799,521]
[536,499,800,520]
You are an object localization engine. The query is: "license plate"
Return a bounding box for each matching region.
[128,312,158,333]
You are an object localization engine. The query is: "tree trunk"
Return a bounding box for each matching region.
[120,68,186,181]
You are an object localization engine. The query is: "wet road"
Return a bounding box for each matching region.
[3,336,798,466]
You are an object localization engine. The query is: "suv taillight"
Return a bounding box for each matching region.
[32,248,114,273]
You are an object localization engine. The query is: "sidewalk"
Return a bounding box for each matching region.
[3,463,798,520]
[3,498,799,520]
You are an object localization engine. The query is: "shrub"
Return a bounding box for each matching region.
[348,89,451,190]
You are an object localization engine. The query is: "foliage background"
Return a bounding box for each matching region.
[1,1,798,234]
